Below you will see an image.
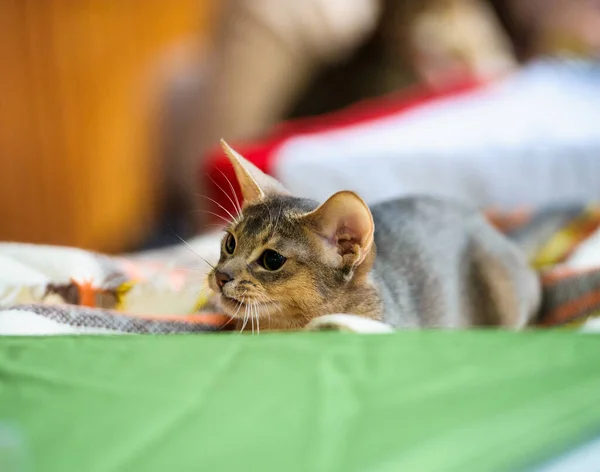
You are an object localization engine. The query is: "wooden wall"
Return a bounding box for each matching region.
[0,0,214,252]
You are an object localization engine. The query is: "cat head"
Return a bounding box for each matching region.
[207,140,377,329]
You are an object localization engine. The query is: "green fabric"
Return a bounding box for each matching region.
[1,331,599,472]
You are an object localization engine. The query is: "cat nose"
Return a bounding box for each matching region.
[215,271,233,289]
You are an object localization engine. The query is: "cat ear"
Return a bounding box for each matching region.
[220,139,290,205]
[302,191,374,266]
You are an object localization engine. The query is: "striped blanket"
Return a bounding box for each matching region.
[2,204,600,334]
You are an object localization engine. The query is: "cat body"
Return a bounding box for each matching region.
[371,197,540,328]
[208,141,541,331]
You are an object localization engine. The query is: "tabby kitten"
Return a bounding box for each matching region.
[208,140,541,331]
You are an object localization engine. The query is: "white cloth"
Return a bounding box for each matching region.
[275,60,600,209]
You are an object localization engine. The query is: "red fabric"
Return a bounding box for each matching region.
[201,80,483,222]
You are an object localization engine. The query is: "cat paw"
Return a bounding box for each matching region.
[305,314,393,333]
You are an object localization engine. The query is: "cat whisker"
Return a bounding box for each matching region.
[240,305,250,334]
[182,285,212,295]
[194,210,233,226]
[197,193,240,225]
[178,285,216,298]
[254,293,278,332]
[213,166,243,216]
[255,297,273,328]
[255,301,265,335]
[270,204,283,240]
[220,295,245,330]
[209,170,243,219]
[248,303,253,335]
[246,305,252,334]
[179,289,217,307]
[266,201,274,232]
[252,302,257,335]
[165,277,210,289]
[176,268,211,276]
[167,228,216,269]
[254,302,261,335]
[256,292,276,310]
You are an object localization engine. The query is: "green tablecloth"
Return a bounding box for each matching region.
[1,331,599,471]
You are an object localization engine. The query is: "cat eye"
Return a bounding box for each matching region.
[259,250,286,271]
[224,233,236,254]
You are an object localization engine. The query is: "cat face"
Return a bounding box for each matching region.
[207,141,376,328]
[209,196,329,323]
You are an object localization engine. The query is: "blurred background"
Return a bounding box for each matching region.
[1,0,599,254]
[0,0,218,253]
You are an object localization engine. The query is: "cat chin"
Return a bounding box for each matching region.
[219,294,282,318]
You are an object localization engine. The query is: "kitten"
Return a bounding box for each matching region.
[208,140,541,331]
